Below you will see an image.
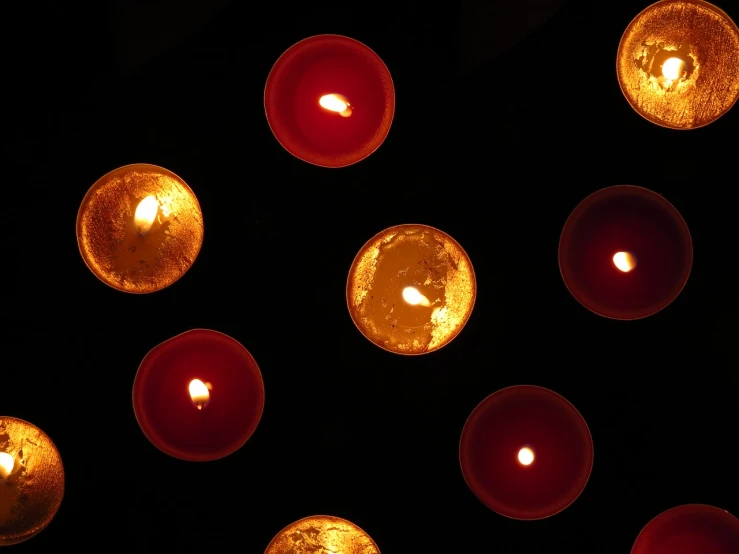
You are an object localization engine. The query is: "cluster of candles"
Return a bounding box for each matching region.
[3,1,739,551]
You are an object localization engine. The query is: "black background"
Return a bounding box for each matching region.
[8,0,738,552]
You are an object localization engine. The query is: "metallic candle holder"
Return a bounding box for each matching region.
[459,385,594,520]
[617,0,739,129]
[559,185,693,320]
[347,224,476,355]
[264,515,381,554]
[0,417,64,546]
[133,329,265,462]
[265,35,395,168]
[631,504,739,554]
[77,163,204,293]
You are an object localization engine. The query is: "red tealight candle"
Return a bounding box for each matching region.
[631,504,739,554]
[459,385,593,520]
[264,34,395,168]
[559,185,693,320]
[132,329,265,462]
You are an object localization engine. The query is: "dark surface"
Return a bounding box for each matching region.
[9,0,738,552]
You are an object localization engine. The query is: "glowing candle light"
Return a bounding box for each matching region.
[132,329,265,462]
[0,417,64,546]
[613,251,637,273]
[265,35,395,167]
[347,224,476,355]
[517,446,535,466]
[559,186,692,320]
[77,164,204,294]
[319,93,353,117]
[631,504,739,554]
[264,515,381,554]
[617,0,739,129]
[460,385,593,520]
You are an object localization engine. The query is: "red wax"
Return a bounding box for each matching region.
[559,185,692,320]
[459,385,593,520]
[264,34,395,168]
[132,329,265,462]
[632,505,739,554]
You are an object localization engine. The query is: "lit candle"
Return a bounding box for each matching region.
[631,504,739,554]
[77,163,204,294]
[0,417,64,546]
[347,224,476,355]
[264,515,381,554]
[265,35,395,168]
[132,329,265,462]
[617,0,739,129]
[559,185,692,320]
[459,385,593,520]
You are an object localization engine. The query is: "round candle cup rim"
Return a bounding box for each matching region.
[458,384,594,521]
[345,222,477,356]
[0,415,65,545]
[264,33,396,169]
[616,0,739,130]
[558,184,693,321]
[131,328,265,462]
[264,514,381,554]
[76,162,204,295]
[630,503,739,554]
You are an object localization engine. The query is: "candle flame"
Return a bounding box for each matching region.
[0,452,14,479]
[402,286,431,307]
[613,251,637,273]
[662,57,685,81]
[134,195,159,235]
[319,94,353,117]
[189,379,212,409]
[517,447,535,466]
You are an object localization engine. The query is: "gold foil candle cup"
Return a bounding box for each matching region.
[617,0,739,129]
[347,224,476,355]
[264,515,381,554]
[77,164,204,293]
[0,417,64,546]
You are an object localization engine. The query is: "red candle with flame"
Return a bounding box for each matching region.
[559,185,692,320]
[632,505,739,554]
[132,329,265,462]
[459,385,593,520]
[264,34,395,168]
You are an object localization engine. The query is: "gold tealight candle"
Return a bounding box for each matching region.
[264,515,381,554]
[0,417,64,546]
[347,224,476,355]
[617,0,739,129]
[76,163,204,293]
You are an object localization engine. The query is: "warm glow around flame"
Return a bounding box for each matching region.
[134,195,159,235]
[319,94,353,117]
[613,251,637,272]
[662,57,685,81]
[0,452,14,479]
[402,286,431,307]
[518,447,535,466]
[189,379,211,409]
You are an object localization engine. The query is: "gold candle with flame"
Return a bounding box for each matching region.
[347,224,476,355]
[77,164,204,293]
[0,417,64,546]
[264,515,381,554]
[617,0,739,129]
